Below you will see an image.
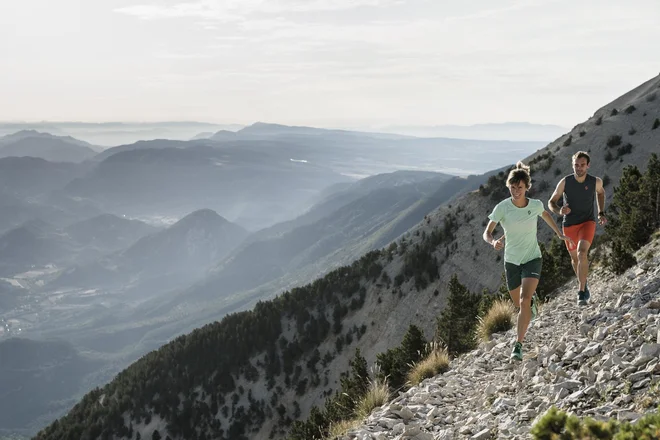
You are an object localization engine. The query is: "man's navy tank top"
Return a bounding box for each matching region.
[562,174,597,226]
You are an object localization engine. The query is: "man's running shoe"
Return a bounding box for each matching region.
[577,290,588,306]
[584,281,591,302]
[510,341,523,361]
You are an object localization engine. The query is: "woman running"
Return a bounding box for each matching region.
[483,161,574,361]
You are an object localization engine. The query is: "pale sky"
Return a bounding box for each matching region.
[1,0,659,128]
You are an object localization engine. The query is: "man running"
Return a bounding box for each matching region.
[548,151,607,306]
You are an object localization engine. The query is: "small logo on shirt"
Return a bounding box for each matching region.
[585,186,589,190]
[528,210,531,215]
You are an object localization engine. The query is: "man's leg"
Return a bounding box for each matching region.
[577,221,596,299]
[576,240,592,292]
[563,224,580,285]
[568,249,579,278]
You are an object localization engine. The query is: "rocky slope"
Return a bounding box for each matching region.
[347,236,660,439]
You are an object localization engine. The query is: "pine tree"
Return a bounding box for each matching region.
[537,237,574,300]
[376,325,426,390]
[609,239,638,275]
[399,325,426,366]
[435,274,481,356]
[641,153,660,229]
[605,155,660,273]
[345,348,369,397]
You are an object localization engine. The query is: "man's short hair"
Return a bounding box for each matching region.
[572,151,591,164]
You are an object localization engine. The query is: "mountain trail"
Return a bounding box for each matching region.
[346,237,660,440]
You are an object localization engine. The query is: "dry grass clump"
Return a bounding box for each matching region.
[355,376,390,419]
[325,367,390,439]
[477,299,516,341]
[407,342,450,386]
[326,418,362,440]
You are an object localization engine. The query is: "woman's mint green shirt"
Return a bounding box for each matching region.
[488,198,545,265]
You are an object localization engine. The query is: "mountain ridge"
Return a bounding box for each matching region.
[0,130,100,161]
[53,209,248,292]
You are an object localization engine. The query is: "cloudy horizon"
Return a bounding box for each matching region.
[2,0,659,129]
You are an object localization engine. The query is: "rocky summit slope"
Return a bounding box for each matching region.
[346,236,660,440]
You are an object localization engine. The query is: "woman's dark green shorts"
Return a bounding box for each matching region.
[504,258,542,291]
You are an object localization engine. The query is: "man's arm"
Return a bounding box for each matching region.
[595,177,607,225]
[548,177,566,215]
[595,177,606,213]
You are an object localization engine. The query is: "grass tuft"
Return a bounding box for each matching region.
[477,299,516,341]
[407,342,450,386]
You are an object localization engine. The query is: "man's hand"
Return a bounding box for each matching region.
[559,204,571,215]
[598,213,607,226]
[493,236,505,251]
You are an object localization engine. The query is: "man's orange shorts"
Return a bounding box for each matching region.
[562,221,596,251]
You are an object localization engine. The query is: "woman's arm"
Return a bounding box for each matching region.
[541,210,574,247]
[483,219,504,250]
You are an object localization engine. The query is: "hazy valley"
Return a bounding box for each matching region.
[0,121,548,437]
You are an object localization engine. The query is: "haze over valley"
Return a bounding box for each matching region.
[0,120,549,436]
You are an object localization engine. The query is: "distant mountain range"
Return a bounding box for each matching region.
[0,214,158,277]
[0,122,243,147]
[64,213,158,251]
[158,172,460,307]
[376,121,567,141]
[205,121,411,141]
[0,190,103,243]
[0,219,74,275]
[189,121,565,142]
[54,209,247,293]
[63,143,352,231]
[199,122,547,178]
[0,130,99,162]
[0,123,548,238]
[0,121,564,147]
[0,156,88,198]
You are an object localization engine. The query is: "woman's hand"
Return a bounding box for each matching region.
[557,233,574,248]
[493,236,505,251]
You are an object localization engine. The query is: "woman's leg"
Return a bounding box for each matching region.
[508,286,521,308]
[505,261,522,307]
[517,277,540,342]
